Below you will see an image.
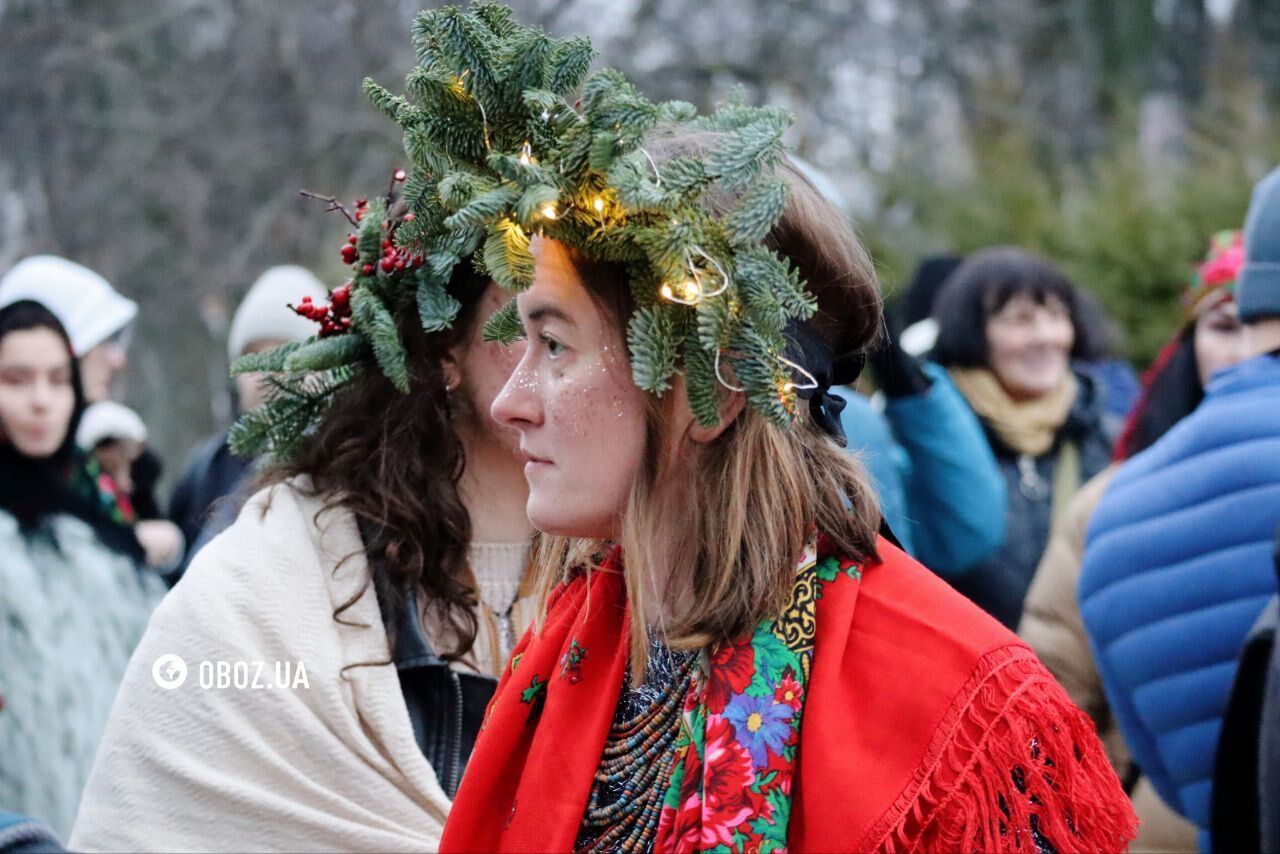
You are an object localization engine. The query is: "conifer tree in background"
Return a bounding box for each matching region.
[233,2,825,460]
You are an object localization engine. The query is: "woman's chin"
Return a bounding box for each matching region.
[527,501,614,541]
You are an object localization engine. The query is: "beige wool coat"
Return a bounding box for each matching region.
[1019,466,1197,852]
[71,480,478,852]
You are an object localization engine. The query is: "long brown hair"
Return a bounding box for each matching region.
[537,143,885,672]
[264,264,491,661]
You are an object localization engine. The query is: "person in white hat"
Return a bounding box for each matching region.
[0,255,138,404]
[0,254,174,527]
[166,265,328,580]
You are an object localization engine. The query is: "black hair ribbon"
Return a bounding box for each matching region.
[783,319,865,449]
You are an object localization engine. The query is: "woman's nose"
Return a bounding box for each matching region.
[30,378,54,411]
[491,359,542,429]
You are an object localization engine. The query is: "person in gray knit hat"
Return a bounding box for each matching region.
[1239,166,1280,341]
[1078,164,1280,848]
[164,266,327,582]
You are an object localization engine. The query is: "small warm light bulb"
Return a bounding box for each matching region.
[660,278,702,305]
[518,141,533,165]
[593,196,605,212]
[541,204,558,219]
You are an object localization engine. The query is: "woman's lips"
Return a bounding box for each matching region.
[521,449,553,476]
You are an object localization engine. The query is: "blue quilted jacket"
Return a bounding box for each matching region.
[1080,353,1280,842]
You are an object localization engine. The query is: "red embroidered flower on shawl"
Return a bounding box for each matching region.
[696,714,757,847]
[774,671,804,710]
[704,642,754,714]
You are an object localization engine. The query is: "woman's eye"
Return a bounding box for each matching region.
[540,333,566,358]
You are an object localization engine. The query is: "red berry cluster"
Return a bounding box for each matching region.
[292,282,353,338]
[375,237,427,274]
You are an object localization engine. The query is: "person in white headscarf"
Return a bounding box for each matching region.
[0,255,182,565]
[0,256,137,404]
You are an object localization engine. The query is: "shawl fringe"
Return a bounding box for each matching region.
[862,644,1139,853]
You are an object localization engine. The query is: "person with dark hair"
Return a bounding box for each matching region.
[0,300,161,842]
[71,203,534,849]
[1080,165,1280,848]
[893,253,963,356]
[1019,230,1247,852]
[0,256,183,566]
[931,246,1114,628]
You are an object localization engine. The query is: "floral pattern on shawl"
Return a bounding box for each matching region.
[653,543,856,853]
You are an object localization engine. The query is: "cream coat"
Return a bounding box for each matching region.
[71,481,455,852]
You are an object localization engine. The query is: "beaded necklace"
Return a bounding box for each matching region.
[578,642,699,853]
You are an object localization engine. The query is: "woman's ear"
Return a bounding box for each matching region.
[686,387,747,444]
[441,351,461,393]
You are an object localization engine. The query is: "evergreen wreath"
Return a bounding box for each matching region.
[233,1,826,461]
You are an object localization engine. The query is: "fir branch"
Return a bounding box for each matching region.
[482,217,535,290]
[706,116,789,190]
[627,305,680,394]
[417,276,463,332]
[362,78,421,127]
[682,340,723,427]
[515,184,560,225]
[231,340,306,375]
[723,175,788,247]
[444,185,521,231]
[548,36,596,94]
[283,334,368,372]
[482,297,525,343]
[351,288,411,393]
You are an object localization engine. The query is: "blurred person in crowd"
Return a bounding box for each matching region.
[1020,230,1247,853]
[1080,165,1280,849]
[0,300,163,842]
[0,811,63,854]
[931,247,1113,628]
[72,232,534,850]
[1212,521,1280,853]
[77,399,184,571]
[166,265,327,581]
[0,255,168,524]
[893,253,962,357]
[834,312,1008,576]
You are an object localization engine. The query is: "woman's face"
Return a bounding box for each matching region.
[1193,295,1247,387]
[80,333,128,403]
[0,327,76,458]
[984,292,1075,400]
[491,238,648,540]
[449,281,528,455]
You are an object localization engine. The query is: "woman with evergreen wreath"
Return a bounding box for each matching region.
[292,5,1135,852]
[71,194,536,848]
[76,5,1137,850]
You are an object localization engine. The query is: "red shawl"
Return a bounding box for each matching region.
[442,538,1136,852]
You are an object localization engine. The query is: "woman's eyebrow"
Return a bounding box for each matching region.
[525,304,576,326]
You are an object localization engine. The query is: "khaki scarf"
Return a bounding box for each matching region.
[949,367,1078,457]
